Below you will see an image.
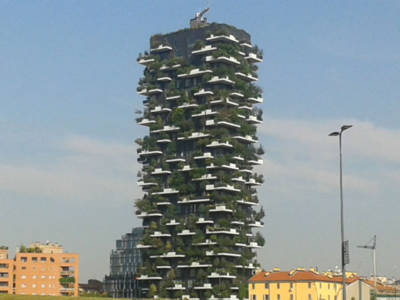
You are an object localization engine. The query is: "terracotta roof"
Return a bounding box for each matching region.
[363,280,400,293]
[249,270,359,284]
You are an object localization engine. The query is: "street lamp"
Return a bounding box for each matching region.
[329,125,353,300]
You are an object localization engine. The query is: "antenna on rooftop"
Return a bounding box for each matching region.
[358,235,377,291]
[190,7,210,29]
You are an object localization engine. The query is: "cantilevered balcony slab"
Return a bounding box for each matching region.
[137,181,158,189]
[196,218,214,225]
[221,163,239,171]
[245,52,263,63]
[237,199,258,206]
[232,155,244,161]
[166,95,181,101]
[239,105,253,111]
[150,231,171,238]
[248,96,263,104]
[209,205,234,213]
[233,135,257,143]
[235,263,256,269]
[208,272,236,279]
[156,265,172,270]
[208,76,235,85]
[137,212,162,219]
[151,168,172,175]
[247,116,263,124]
[166,284,185,291]
[192,174,217,181]
[137,57,155,65]
[194,283,213,290]
[235,72,258,82]
[137,275,162,280]
[206,141,233,149]
[206,34,239,43]
[148,88,163,95]
[156,201,171,206]
[192,109,218,118]
[178,165,193,172]
[160,64,181,71]
[150,44,172,53]
[156,138,171,144]
[177,229,196,236]
[232,176,246,183]
[152,188,179,195]
[248,159,263,165]
[193,239,216,246]
[156,76,172,82]
[194,89,214,97]
[137,88,148,96]
[150,252,185,259]
[205,55,240,65]
[246,178,261,186]
[249,221,263,228]
[166,157,186,163]
[150,106,172,113]
[178,103,199,109]
[229,92,244,98]
[240,42,253,49]
[136,244,153,249]
[205,120,240,129]
[137,118,156,126]
[240,169,253,175]
[206,228,238,235]
[206,251,241,258]
[194,152,214,160]
[231,220,245,226]
[179,132,210,141]
[210,98,238,107]
[178,68,212,78]
[166,219,180,226]
[191,45,217,55]
[151,125,180,133]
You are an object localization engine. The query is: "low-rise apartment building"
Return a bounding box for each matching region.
[0,242,79,297]
[249,268,359,300]
[0,248,13,295]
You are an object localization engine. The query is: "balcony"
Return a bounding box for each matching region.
[166,283,185,291]
[156,265,172,270]
[166,95,181,101]
[156,76,172,82]
[137,118,156,126]
[179,132,210,141]
[152,188,179,195]
[221,163,239,171]
[150,231,171,238]
[156,138,171,144]
[205,55,240,65]
[148,88,163,95]
[206,251,240,257]
[136,244,152,249]
[178,198,210,204]
[209,205,233,213]
[206,228,238,235]
[206,34,239,43]
[151,125,180,133]
[229,92,244,98]
[235,263,255,269]
[166,157,185,163]
[233,135,257,143]
[245,52,263,63]
[210,98,238,107]
[137,88,148,96]
[196,218,214,225]
[151,168,172,175]
[247,115,263,124]
[150,252,185,259]
[193,239,216,246]
[177,103,199,109]
[166,219,180,226]
[150,106,172,113]
[205,120,240,129]
[194,152,214,160]
[237,199,258,206]
[249,221,263,228]
[232,155,244,161]
[192,174,217,182]
[137,181,158,188]
[240,42,253,49]
[235,72,258,82]
[178,165,193,172]
[239,105,253,111]
[231,220,245,226]
[137,275,163,280]
[208,272,236,279]
[248,159,263,165]
[178,68,212,78]
[208,76,235,85]
[150,44,172,53]
[246,178,261,186]
[192,45,217,55]
[240,168,253,174]
[206,141,233,149]
[248,96,263,104]
[137,212,162,219]
[160,64,181,71]
[137,57,155,65]
[194,283,213,290]
[177,229,196,236]
[232,176,246,183]
[194,89,214,97]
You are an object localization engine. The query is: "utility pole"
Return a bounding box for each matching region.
[358,235,377,291]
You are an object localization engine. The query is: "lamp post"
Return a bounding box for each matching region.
[329,125,352,300]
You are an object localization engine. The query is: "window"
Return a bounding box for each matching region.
[21,275,26,279]
[20,257,27,263]
[21,284,26,288]
[40,257,47,263]
[277,283,280,289]
[263,295,269,300]
[50,258,55,263]
[32,257,38,263]
[252,295,256,300]
[290,295,293,300]
[41,284,45,288]
[265,283,269,289]
[308,294,312,300]
[32,275,36,279]
[277,294,280,300]
[32,284,36,288]
[290,282,293,289]
[252,283,255,289]
[308,282,312,289]
[319,283,322,288]
[41,275,46,279]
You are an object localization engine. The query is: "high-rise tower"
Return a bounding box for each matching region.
[135,15,265,300]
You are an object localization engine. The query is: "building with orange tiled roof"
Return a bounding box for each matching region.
[248,268,361,300]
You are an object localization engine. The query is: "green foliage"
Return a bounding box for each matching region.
[59,277,75,285]
[19,245,42,253]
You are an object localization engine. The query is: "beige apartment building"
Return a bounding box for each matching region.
[0,248,14,295]
[0,243,79,297]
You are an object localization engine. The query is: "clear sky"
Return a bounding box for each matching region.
[0,0,399,282]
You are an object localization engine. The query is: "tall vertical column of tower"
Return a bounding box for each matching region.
[135,22,265,300]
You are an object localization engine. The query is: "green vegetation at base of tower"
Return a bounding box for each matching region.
[135,23,265,300]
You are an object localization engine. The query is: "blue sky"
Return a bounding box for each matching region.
[0,0,399,281]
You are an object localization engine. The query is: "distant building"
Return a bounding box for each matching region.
[249,268,360,300]
[79,279,104,295]
[0,242,79,297]
[104,227,144,298]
